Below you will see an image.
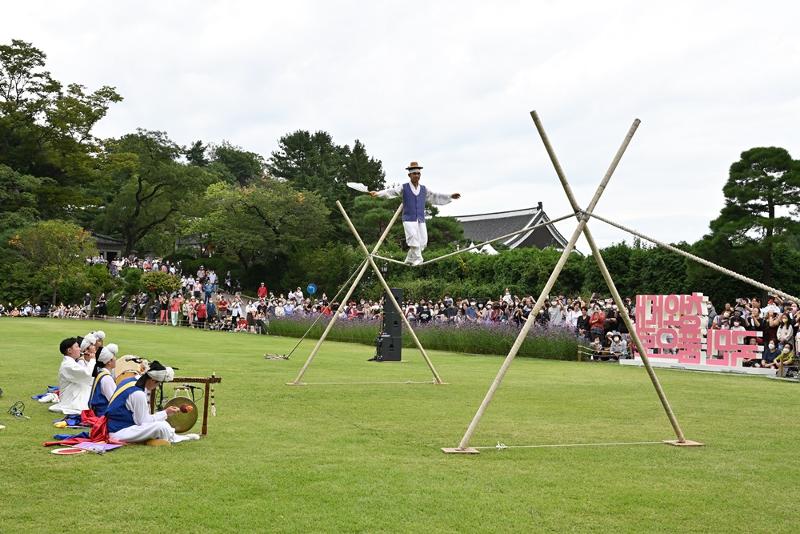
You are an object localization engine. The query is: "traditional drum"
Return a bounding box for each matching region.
[114,355,149,385]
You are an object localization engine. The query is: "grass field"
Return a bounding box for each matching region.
[1,318,798,533]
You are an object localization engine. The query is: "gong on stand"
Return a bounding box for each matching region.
[164,395,198,433]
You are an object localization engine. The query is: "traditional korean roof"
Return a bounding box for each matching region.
[453,203,569,250]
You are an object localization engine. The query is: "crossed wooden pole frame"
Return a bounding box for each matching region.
[289,200,446,385]
[289,178,581,385]
[442,111,703,453]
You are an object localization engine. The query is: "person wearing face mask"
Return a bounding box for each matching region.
[776,314,794,345]
[730,318,745,332]
[763,311,781,346]
[765,342,795,373]
[714,310,732,329]
[743,340,777,367]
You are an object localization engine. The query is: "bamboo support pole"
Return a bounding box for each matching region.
[288,204,404,385]
[580,210,800,304]
[531,111,692,444]
[337,201,444,384]
[445,114,640,454]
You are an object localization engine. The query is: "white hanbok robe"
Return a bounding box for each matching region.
[109,389,195,443]
[49,356,94,415]
[376,183,452,264]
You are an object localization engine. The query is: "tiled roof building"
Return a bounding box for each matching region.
[453,202,569,250]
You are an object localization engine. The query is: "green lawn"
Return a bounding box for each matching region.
[0,318,797,533]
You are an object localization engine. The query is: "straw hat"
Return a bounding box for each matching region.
[406,161,423,171]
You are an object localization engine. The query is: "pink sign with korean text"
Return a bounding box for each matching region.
[632,293,761,368]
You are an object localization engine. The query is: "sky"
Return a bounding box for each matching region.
[3,1,799,251]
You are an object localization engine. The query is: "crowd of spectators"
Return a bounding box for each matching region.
[4,270,798,372]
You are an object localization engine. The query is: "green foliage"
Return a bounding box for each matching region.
[267,131,386,239]
[121,268,144,295]
[141,271,181,295]
[0,39,122,220]
[0,164,48,229]
[209,141,265,186]
[187,179,330,271]
[9,219,98,303]
[708,146,800,288]
[97,130,215,254]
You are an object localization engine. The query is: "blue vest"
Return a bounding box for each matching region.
[89,369,113,416]
[105,378,141,433]
[402,183,427,222]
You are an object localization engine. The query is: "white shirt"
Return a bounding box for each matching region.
[126,390,168,425]
[98,374,116,403]
[50,356,94,414]
[376,183,453,206]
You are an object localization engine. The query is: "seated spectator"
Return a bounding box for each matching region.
[609,334,628,360]
[766,342,794,370]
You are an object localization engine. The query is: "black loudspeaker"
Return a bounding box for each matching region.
[382,288,403,339]
[376,334,401,361]
[374,288,402,361]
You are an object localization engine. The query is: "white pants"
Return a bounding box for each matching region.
[402,221,428,265]
[110,421,194,443]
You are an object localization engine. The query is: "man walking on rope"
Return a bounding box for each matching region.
[370,161,460,265]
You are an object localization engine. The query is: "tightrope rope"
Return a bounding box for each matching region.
[582,210,800,303]
[372,212,577,267]
[267,257,368,360]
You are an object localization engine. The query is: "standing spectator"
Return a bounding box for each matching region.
[97,293,108,316]
[159,294,168,324]
[83,293,92,316]
[776,314,794,348]
[230,295,243,326]
[170,294,182,326]
[576,306,590,339]
[257,282,268,299]
[589,305,606,340]
[224,271,232,291]
[763,311,780,345]
[196,300,207,329]
[217,294,229,320]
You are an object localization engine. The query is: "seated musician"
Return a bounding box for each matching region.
[106,361,200,443]
[89,346,118,416]
[49,336,97,414]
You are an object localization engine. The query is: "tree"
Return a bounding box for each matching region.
[267,131,386,237]
[708,147,800,288]
[98,130,213,254]
[0,39,122,221]
[141,271,181,295]
[209,141,265,186]
[9,220,97,303]
[185,140,209,166]
[0,163,49,229]
[188,179,330,272]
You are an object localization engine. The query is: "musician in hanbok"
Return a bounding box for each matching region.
[89,345,118,416]
[106,361,199,443]
[49,336,96,414]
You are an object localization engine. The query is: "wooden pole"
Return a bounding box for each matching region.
[202,382,210,435]
[444,114,639,454]
[288,203,404,385]
[530,111,697,445]
[337,201,444,384]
